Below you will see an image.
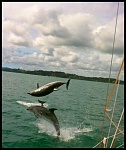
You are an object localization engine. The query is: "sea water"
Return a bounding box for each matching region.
[2,71,124,148]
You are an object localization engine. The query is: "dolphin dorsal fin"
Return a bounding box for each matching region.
[49,108,57,113]
[38,100,46,106]
[37,83,39,88]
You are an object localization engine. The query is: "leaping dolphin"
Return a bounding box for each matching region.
[27,79,71,97]
[27,100,60,137]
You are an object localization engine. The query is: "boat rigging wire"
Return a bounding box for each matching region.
[106,73,122,147]
[93,2,124,148]
[100,2,119,145]
[93,129,124,148]
[110,107,124,148]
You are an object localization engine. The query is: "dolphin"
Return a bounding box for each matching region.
[27,78,71,97]
[27,100,60,137]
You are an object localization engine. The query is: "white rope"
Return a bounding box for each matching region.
[116,143,124,148]
[93,130,123,148]
[93,2,124,148]
[93,140,103,148]
[110,107,124,148]
[106,77,121,147]
[103,137,107,148]
[99,2,120,144]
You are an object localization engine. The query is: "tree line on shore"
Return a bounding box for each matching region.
[2,67,124,84]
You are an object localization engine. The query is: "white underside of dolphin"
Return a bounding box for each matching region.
[27,79,71,97]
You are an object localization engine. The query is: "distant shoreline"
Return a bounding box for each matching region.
[2,67,124,84]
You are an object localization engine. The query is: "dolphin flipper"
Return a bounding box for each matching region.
[34,113,39,118]
[53,88,59,91]
[66,79,71,90]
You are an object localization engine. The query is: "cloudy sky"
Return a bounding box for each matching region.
[2,2,124,80]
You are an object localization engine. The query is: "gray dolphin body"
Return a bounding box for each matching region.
[27,79,71,97]
[27,100,60,136]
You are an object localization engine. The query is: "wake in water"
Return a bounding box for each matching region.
[16,100,48,108]
[17,100,93,141]
[35,119,93,141]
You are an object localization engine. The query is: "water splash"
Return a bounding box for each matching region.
[16,101,93,141]
[16,100,48,108]
[35,120,93,142]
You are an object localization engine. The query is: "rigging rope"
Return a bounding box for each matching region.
[105,110,124,135]
[106,77,121,147]
[104,58,124,109]
[105,2,120,104]
[110,107,124,148]
[101,57,124,148]
[93,129,124,148]
[116,143,124,148]
[99,2,124,147]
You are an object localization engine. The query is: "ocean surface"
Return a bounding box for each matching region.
[2,71,124,148]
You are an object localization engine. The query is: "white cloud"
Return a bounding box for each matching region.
[50,62,61,67]
[8,33,29,47]
[93,14,124,54]
[2,2,124,80]
[3,20,28,35]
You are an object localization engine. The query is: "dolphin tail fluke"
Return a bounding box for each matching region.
[38,100,46,106]
[66,79,71,90]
